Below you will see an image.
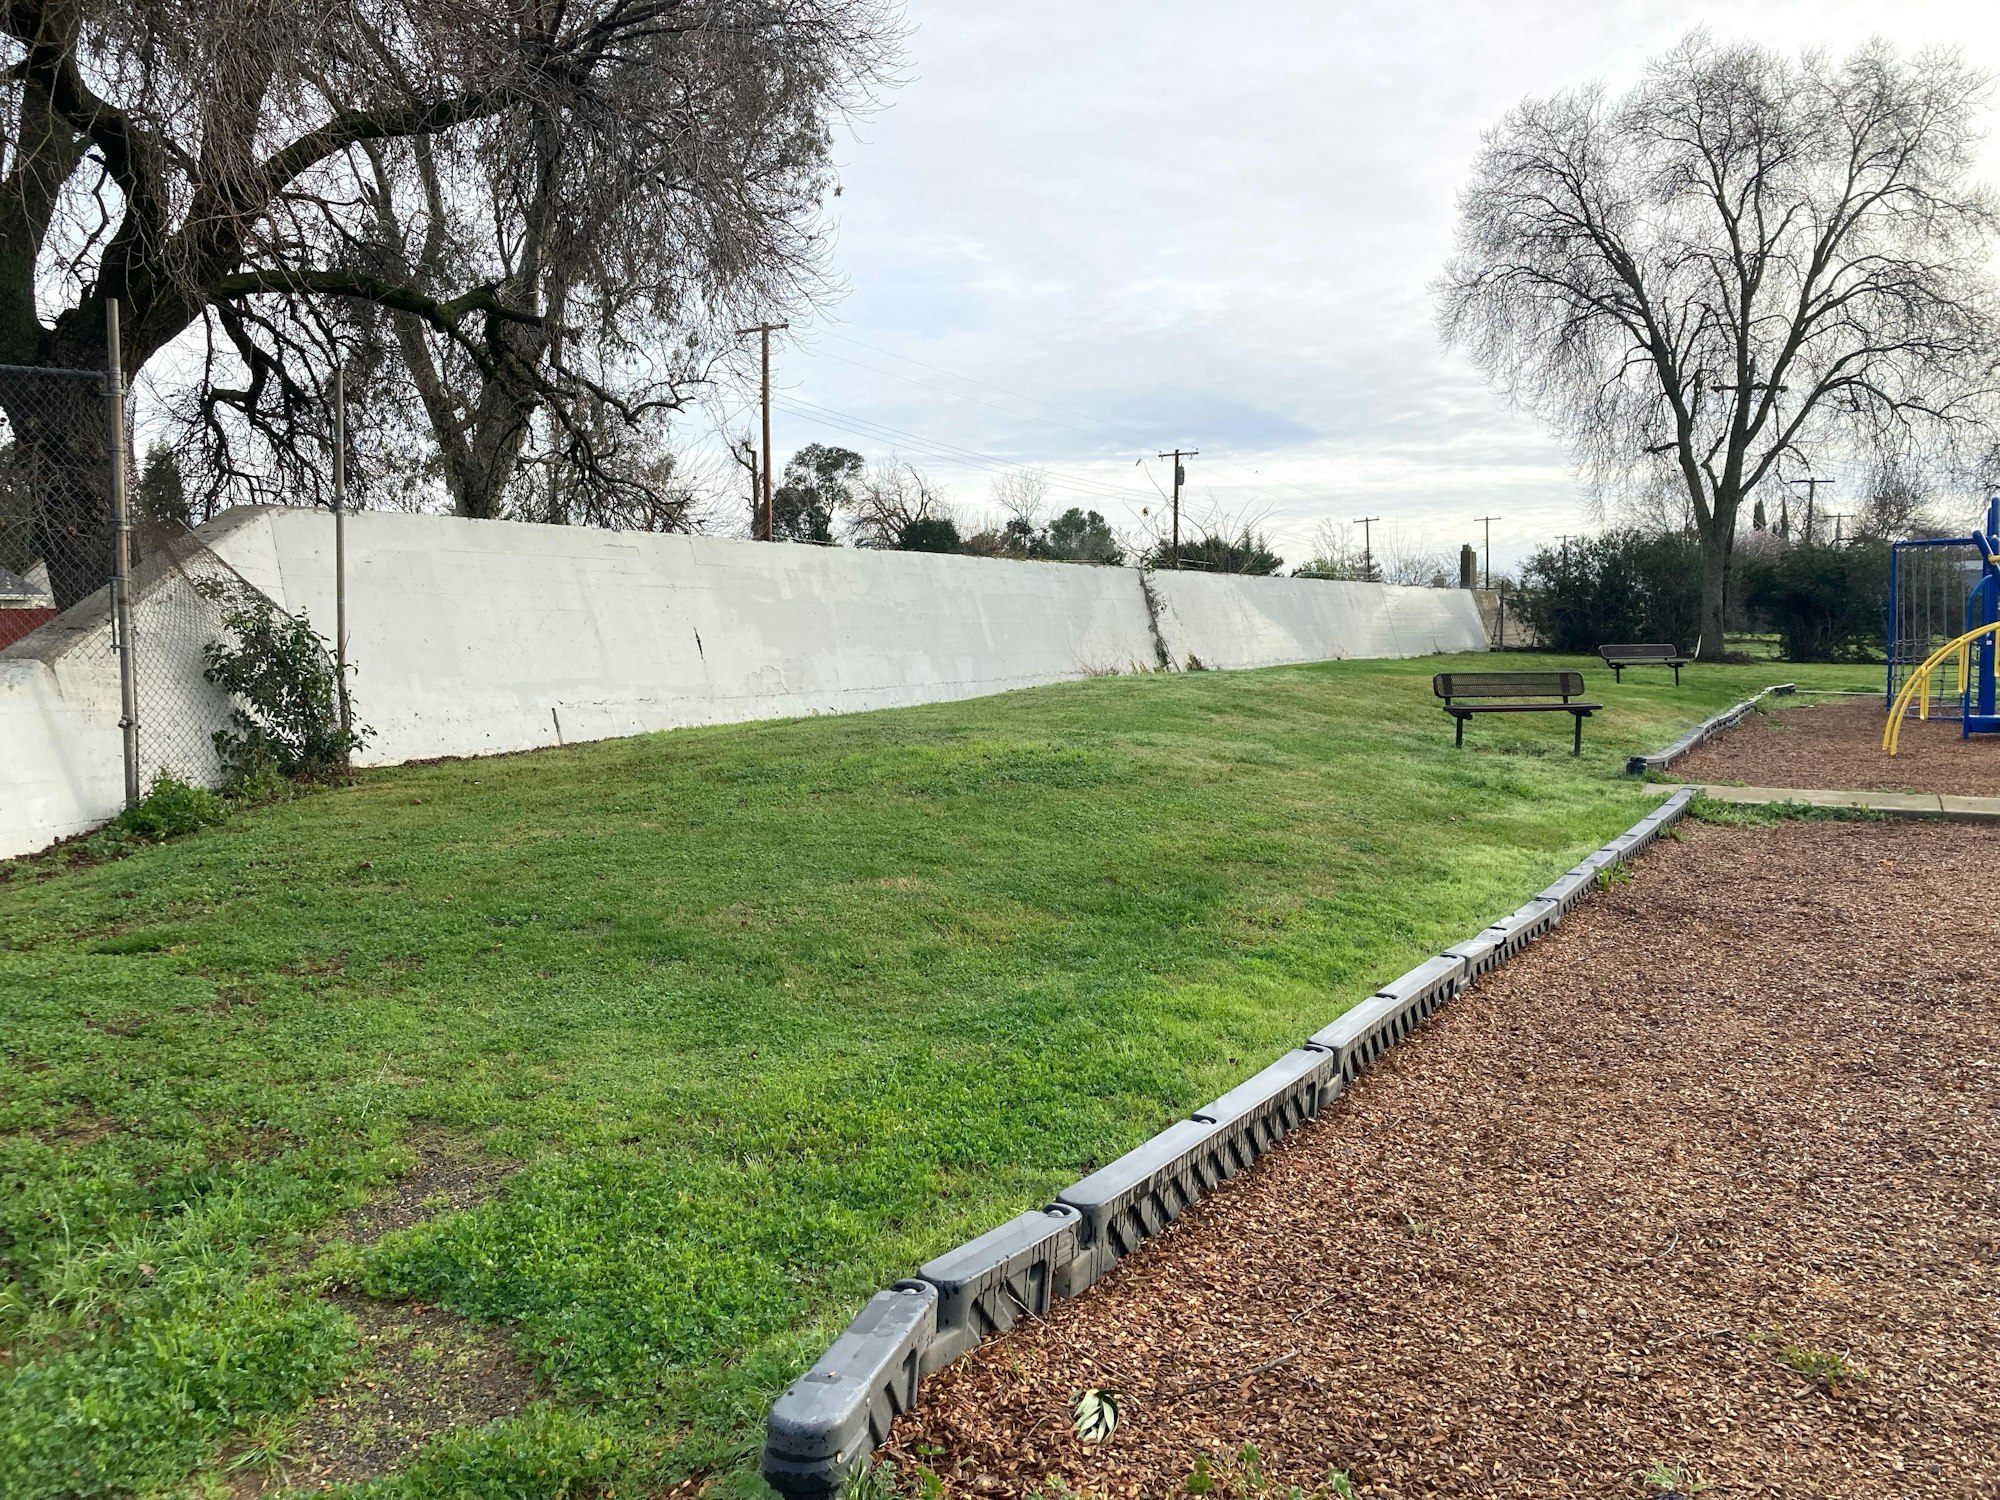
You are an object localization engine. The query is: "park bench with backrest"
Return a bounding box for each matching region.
[1598,643,1690,685]
[1433,671,1602,755]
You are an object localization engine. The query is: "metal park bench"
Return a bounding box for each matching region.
[1598,643,1690,685]
[1433,671,1602,756]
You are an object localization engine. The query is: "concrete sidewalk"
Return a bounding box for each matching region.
[1688,783,2000,821]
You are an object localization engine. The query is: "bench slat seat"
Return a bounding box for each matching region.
[1432,671,1601,755]
[1597,643,1690,684]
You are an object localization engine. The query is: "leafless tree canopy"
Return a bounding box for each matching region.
[0,0,899,602]
[1436,32,2000,655]
[843,459,950,548]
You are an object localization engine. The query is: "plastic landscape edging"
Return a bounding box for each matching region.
[1626,682,1796,775]
[760,785,1700,1496]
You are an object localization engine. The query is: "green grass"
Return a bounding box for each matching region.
[0,652,1872,1498]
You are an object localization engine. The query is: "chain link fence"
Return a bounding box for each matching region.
[1,360,315,813]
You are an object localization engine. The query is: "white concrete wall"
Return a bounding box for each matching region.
[254,509,1166,764]
[0,506,1488,858]
[0,653,124,858]
[1148,570,1488,670]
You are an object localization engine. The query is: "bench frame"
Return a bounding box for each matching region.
[1433,671,1602,756]
[1598,643,1690,685]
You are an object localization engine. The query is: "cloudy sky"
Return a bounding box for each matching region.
[710,0,2000,574]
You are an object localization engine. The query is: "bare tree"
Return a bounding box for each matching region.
[0,0,899,605]
[988,466,1050,529]
[1437,33,2000,656]
[1293,519,1363,579]
[1377,524,1453,587]
[843,460,953,549]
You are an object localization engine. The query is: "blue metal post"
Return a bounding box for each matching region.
[1887,541,1901,709]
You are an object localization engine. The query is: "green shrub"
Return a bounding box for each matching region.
[1739,542,1891,662]
[112,773,228,840]
[197,581,369,787]
[1514,529,1701,653]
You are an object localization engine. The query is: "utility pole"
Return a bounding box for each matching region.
[1157,448,1197,566]
[1352,516,1380,581]
[737,322,788,539]
[1556,533,1577,570]
[1474,514,1502,590]
[1788,475,1833,545]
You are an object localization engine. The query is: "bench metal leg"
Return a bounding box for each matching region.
[1455,714,1464,748]
[1573,713,1583,756]
[1672,665,1681,686]
[1612,664,1622,683]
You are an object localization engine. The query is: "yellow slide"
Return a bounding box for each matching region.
[1883,620,2000,754]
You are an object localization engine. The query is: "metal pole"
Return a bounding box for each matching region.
[760,329,774,540]
[333,363,351,756]
[1475,515,1502,590]
[1353,516,1380,581]
[1157,448,1197,567]
[736,321,788,540]
[106,301,139,809]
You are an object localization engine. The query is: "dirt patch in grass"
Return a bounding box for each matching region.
[325,1131,520,1248]
[883,820,2000,1498]
[229,1296,544,1497]
[1675,694,2000,795]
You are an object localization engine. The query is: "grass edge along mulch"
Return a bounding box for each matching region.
[879,817,2000,1500]
[0,654,1875,1500]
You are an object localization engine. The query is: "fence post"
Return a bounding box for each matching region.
[105,301,139,809]
[332,363,351,759]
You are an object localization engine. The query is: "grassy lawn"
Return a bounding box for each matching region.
[0,651,1873,1498]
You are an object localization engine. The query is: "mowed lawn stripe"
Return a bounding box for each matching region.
[0,652,1872,1497]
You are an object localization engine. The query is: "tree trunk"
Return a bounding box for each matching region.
[1697,517,1731,660]
[0,366,116,613]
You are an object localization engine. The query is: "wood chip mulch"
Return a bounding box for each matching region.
[880,820,2000,1499]
[1675,695,2000,796]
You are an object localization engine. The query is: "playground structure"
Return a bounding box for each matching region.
[1884,498,2000,754]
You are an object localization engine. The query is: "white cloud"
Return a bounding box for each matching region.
[742,0,2000,571]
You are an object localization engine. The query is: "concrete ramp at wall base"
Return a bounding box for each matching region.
[0,507,1491,859]
[1148,570,1489,671]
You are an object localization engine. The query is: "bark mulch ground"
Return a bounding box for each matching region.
[1675,695,2000,796]
[881,820,2000,1499]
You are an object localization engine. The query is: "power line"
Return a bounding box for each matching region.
[815,328,1328,512]
[773,394,1150,506]
[770,394,1155,513]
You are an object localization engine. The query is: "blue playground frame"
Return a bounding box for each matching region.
[1887,497,2000,738]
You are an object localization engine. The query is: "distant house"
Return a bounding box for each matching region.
[0,560,56,649]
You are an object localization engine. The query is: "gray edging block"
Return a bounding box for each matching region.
[1444,927,1506,980]
[1308,954,1465,1081]
[764,1281,938,1496]
[1627,683,1797,774]
[1192,1046,1340,1177]
[1537,865,1597,915]
[915,1204,1080,1373]
[1055,1118,1221,1296]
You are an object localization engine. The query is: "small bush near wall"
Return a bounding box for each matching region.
[1739,542,1891,662]
[198,581,370,788]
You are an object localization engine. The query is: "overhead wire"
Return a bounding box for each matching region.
[770,392,1159,511]
[815,328,1331,514]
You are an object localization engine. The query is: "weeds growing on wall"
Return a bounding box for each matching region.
[197,579,369,788]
